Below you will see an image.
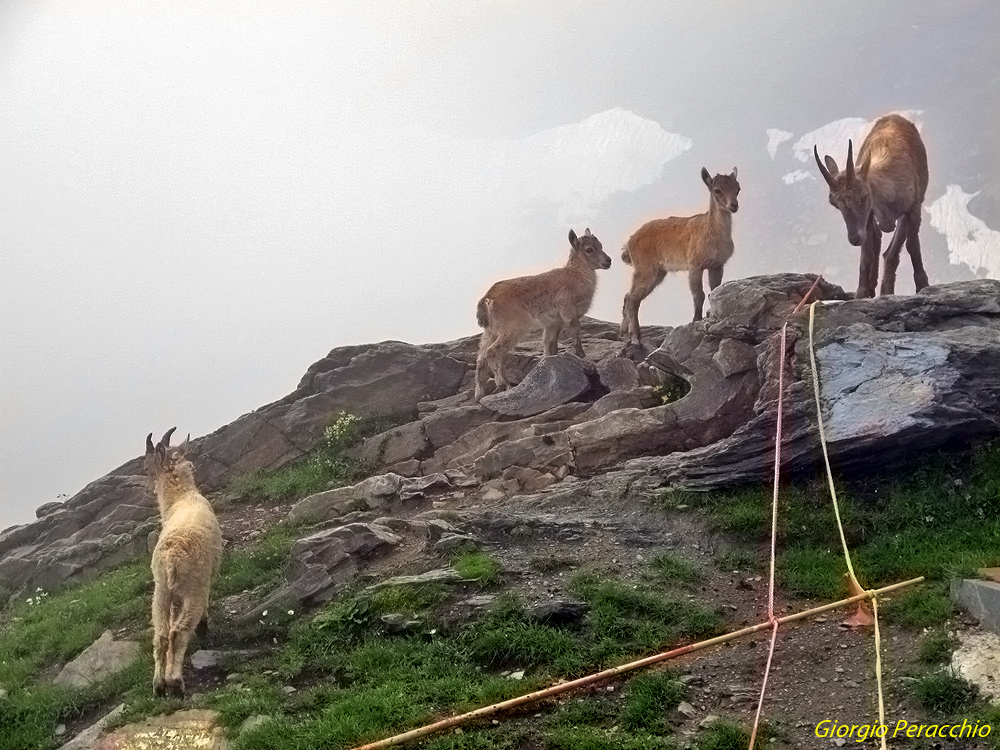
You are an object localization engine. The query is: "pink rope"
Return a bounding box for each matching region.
[748,276,821,748]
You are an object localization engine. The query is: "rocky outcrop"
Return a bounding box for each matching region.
[0,342,470,592]
[7,275,1000,595]
[630,277,1000,487]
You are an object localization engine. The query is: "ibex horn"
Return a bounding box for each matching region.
[146,433,155,455]
[814,145,834,188]
[161,427,177,447]
[845,139,855,183]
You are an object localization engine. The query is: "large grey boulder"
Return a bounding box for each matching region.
[248,522,403,617]
[629,276,1000,486]
[54,631,141,689]
[287,473,404,525]
[480,353,601,417]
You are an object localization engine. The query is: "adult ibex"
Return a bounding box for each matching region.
[814,114,929,298]
[144,428,223,697]
[620,167,741,344]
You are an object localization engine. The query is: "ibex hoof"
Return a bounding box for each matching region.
[165,679,186,698]
[153,678,167,698]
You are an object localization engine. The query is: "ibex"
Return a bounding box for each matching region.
[814,113,929,298]
[144,428,223,697]
[620,167,740,344]
[474,228,612,401]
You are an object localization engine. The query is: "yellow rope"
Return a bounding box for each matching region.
[807,301,859,585]
[808,300,890,745]
[871,594,888,750]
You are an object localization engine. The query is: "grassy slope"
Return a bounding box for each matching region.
[3,438,1000,749]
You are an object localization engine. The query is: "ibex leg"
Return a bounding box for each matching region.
[905,208,929,291]
[879,214,908,296]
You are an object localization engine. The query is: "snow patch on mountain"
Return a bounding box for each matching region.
[791,110,924,165]
[927,185,1000,278]
[767,129,793,159]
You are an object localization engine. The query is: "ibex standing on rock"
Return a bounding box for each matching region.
[474,228,612,401]
[620,167,741,343]
[814,113,929,298]
[144,428,223,697]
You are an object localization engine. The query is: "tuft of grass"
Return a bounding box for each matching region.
[648,552,700,586]
[695,718,773,750]
[546,727,677,750]
[621,670,686,731]
[452,550,501,586]
[910,670,980,715]
[214,523,298,599]
[713,549,763,573]
[884,586,953,629]
[570,573,722,662]
[918,631,958,665]
[227,411,407,503]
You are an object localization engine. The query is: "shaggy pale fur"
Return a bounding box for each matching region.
[143,428,223,697]
[474,228,612,401]
[620,167,741,341]
[814,113,929,298]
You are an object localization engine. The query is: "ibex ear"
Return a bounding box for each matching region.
[824,155,840,176]
[568,229,578,247]
[701,168,712,188]
[155,443,167,466]
[731,166,738,180]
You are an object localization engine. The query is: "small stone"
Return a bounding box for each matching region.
[509,671,525,680]
[54,724,66,736]
[282,686,296,694]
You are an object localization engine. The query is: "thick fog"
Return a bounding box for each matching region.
[2,1,999,530]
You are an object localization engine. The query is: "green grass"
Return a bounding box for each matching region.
[662,441,1000,599]
[452,550,501,585]
[883,585,953,629]
[227,411,408,503]
[647,552,701,586]
[917,631,958,665]
[695,719,772,750]
[0,561,154,750]
[215,523,299,598]
[620,670,686,731]
[910,671,980,716]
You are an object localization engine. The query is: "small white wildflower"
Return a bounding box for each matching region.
[262,610,268,617]
[288,609,295,616]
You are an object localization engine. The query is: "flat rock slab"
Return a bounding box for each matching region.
[952,629,1000,703]
[480,354,596,417]
[952,579,1000,635]
[95,709,227,750]
[54,630,140,689]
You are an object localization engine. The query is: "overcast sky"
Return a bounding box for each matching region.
[2,1,999,530]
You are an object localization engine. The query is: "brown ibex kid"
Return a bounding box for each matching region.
[144,428,223,697]
[814,113,929,298]
[620,167,740,344]
[474,228,612,401]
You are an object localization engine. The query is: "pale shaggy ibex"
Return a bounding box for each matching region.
[620,167,741,343]
[143,428,223,697]
[814,113,929,298]
[474,228,612,401]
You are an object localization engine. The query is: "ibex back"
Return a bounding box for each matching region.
[814,113,929,298]
[620,167,740,345]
